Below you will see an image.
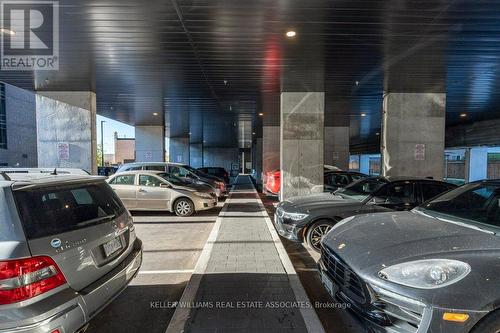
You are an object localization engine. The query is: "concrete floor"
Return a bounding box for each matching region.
[87,203,223,333]
[87,192,367,333]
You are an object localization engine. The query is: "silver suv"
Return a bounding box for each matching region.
[0,172,142,333]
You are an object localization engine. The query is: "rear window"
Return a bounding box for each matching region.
[14,182,126,239]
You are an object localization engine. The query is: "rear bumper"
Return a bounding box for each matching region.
[0,238,143,333]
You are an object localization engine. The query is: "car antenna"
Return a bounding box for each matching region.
[51,168,58,175]
[0,171,11,181]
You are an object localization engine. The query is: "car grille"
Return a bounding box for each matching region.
[321,244,367,304]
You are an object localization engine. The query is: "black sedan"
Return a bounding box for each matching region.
[274,176,455,252]
[319,180,500,333]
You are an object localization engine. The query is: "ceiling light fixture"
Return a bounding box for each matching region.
[252,132,256,135]
[286,30,296,38]
[258,113,264,116]
[460,113,467,118]
[0,27,15,35]
[153,112,158,116]
[361,113,366,117]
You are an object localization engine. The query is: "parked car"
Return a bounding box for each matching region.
[274,176,456,252]
[319,180,500,333]
[98,166,118,177]
[117,162,227,197]
[0,167,91,175]
[265,169,368,196]
[107,171,217,216]
[197,166,230,184]
[0,172,142,333]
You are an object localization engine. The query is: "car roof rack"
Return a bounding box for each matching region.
[0,172,11,181]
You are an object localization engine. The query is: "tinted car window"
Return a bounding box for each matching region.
[110,175,135,185]
[351,174,366,181]
[375,182,415,204]
[169,166,189,177]
[14,182,125,239]
[139,175,163,187]
[157,173,190,186]
[421,183,451,202]
[337,178,387,201]
[424,184,500,227]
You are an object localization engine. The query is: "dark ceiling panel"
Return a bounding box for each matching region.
[0,0,499,146]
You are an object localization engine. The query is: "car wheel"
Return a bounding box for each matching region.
[306,220,336,253]
[471,310,500,333]
[174,198,194,217]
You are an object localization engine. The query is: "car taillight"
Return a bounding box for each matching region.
[0,256,66,305]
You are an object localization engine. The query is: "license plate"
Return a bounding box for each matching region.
[321,270,339,297]
[103,237,122,257]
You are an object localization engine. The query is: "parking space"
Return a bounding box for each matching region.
[87,204,223,333]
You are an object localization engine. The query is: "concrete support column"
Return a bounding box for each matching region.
[135,126,165,162]
[466,147,488,182]
[169,137,189,163]
[381,92,446,180]
[324,126,349,170]
[263,126,280,177]
[253,136,263,183]
[36,91,97,174]
[280,92,324,200]
[360,155,370,175]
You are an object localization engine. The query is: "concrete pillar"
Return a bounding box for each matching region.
[135,126,165,162]
[280,92,324,200]
[190,143,203,168]
[324,126,349,170]
[36,91,97,174]
[381,92,446,180]
[360,155,370,175]
[466,147,488,182]
[263,126,280,177]
[253,136,263,183]
[169,137,189,163]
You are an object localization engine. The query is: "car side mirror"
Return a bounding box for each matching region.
[160,183,172,189]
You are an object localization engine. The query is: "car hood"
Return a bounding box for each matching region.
[281,192,361,211]
[323,209,500,272]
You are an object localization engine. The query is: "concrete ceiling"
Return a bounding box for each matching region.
[1,0,500,147]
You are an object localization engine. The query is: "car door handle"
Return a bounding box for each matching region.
[138,188,147,193]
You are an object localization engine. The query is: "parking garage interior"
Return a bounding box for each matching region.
[2,1,500,333]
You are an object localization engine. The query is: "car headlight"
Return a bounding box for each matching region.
[282,212,309,221]
[194,192,212,199]
[378,259,471,289]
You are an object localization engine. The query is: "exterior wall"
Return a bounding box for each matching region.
[114,136,135,165]
[169,137,190,164]
[135,126,164,162]
[190,143,203,168]
[0,84,37,167]
[36,92,97,174]
[324,126,349,170]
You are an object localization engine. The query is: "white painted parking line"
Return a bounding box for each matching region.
[139,269,194,275]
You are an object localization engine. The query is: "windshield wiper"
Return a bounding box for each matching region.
[76,214,116,227]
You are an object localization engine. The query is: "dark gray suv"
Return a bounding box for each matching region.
[319,180,500,333]
[0,173,142,333]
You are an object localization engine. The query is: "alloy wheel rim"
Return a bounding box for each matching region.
[177,201,191,215]
[311,225,332,250]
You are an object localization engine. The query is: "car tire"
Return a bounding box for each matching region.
[174,198,194,217]
[305,219,336,253]
[470,310,500,333]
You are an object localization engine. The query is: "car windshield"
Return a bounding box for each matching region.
[158,173,190,186]
[421,182,500,230]
[335,178,387,201]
